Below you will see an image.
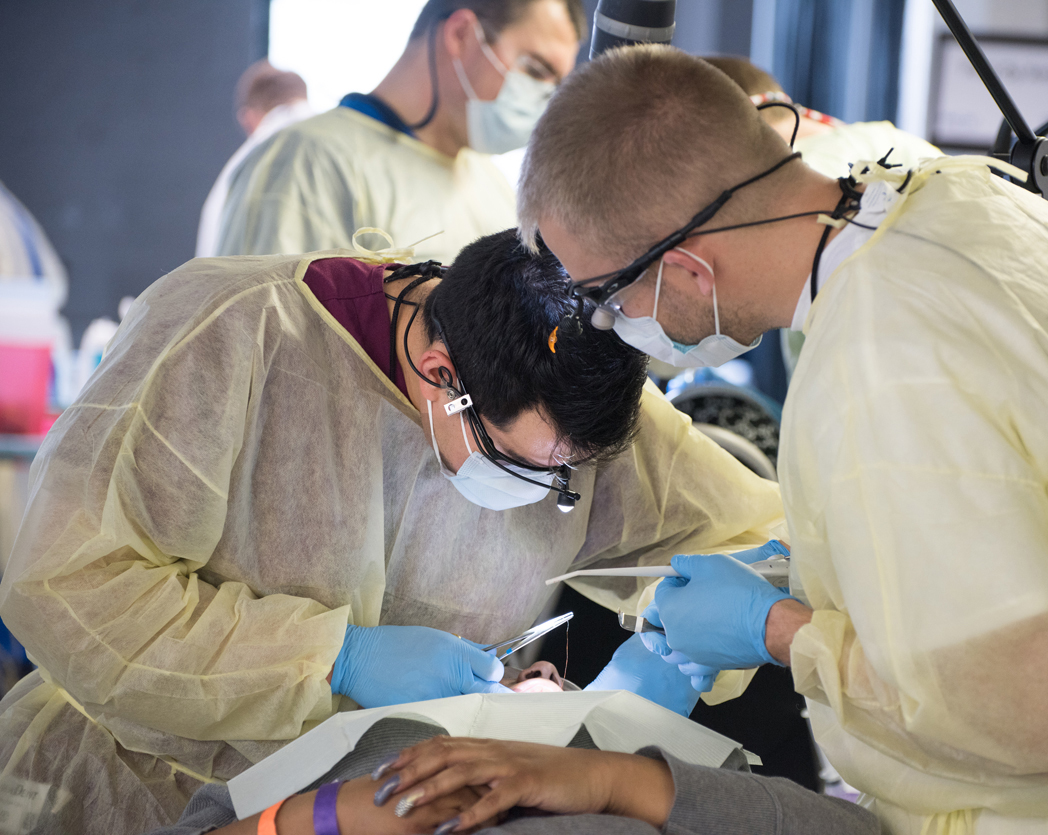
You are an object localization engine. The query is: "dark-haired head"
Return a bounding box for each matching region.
[423,229,649,464]
[409,0,586,42]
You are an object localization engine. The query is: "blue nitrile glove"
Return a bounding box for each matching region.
[730,539,791,565]
[331,625,511,708]
[642,550,799,670]
[640,603,718,693]
[641,540,791,670]
[584,633,701,716]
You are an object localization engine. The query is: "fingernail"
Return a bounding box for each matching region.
[435,817,461,835]
[371,753,399,781]
[395,790,425,818]
[373,774,400,806]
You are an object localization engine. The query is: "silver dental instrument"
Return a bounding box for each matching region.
[481,612,574,660]
[548,558,790,589]
[612,558,791,635]
[618,612,665,634]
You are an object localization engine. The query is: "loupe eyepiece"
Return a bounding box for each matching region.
[555,464,579,512]
[590,305,616,330]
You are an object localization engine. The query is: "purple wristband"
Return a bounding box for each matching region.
[313,780,343,835]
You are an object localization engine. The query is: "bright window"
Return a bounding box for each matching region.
[268,0,429,113]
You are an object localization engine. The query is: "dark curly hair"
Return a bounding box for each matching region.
[423,229,649,463]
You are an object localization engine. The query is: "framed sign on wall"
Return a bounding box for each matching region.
[929,33,1048,151]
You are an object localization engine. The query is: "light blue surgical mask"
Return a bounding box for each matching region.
[611,248,761,368]
[452,23,555,154]
[427,400,553,511]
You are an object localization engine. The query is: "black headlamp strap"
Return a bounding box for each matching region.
[810,223,835,305]
[406,22,441,131]
[756,101,802,147]
[570,152,804,317]
[726,151,802,195]
[810,177,862,303]
[385,261,446,384]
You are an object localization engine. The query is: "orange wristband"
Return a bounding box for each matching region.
[257,797,288,835]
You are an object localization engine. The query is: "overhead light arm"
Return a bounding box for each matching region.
[931,0,1047,197]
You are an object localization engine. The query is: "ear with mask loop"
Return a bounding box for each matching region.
[438,366,473,415]
[384,264,471,404]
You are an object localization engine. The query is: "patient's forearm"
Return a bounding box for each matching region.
[207,777,484,835]
[599,752,676,828]
[208,790,315,835]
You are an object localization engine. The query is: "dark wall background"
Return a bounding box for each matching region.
[0,0,268,342]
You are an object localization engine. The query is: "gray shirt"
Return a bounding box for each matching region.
[145,719,877,835]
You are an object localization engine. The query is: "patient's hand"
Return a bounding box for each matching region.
[336,775,493,834]
[377,738,674,833]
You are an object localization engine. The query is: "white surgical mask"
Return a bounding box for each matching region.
[428,400,553,511]
[452,23,555,154]
[611,248,761,368]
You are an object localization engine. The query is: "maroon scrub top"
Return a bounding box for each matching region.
[303,258,410,399]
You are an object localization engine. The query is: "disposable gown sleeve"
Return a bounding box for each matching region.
[787,270,1048,777]
[567,382,786,614]
[0,285,349,742]
[217,131,358,256]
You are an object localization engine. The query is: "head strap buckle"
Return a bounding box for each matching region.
[444,392,473,416]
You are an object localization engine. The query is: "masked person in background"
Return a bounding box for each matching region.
[0,228,783,835]
[519,46,1048,835]
[217,0,582,262]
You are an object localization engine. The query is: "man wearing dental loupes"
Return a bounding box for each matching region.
[519,45,1048,834]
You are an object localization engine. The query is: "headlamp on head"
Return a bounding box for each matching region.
[561,152,803,333]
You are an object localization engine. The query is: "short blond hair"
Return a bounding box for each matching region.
[704,55,783,97]
[704,56,794,127]
[518,46,792,261]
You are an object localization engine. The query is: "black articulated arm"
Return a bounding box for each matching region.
[590,0,676,59]
[932,0,1048,198]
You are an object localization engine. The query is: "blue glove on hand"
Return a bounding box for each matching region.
[331,625,511,708]
[585,633,701,716]
[730,539,791,565]
[641,543,798,670]
[640,604,719,693]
